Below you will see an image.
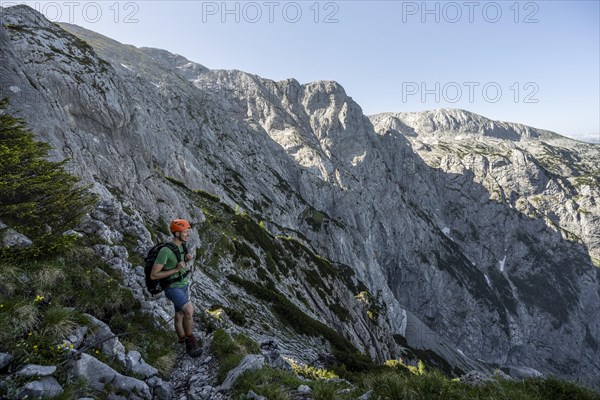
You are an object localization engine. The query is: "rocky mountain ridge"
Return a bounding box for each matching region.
[1,4,599,395]
[370,110,600,262]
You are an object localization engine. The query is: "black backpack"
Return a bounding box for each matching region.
[144,242,189,295]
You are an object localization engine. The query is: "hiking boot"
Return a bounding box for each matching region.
[185,335,202,357]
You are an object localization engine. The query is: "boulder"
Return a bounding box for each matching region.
[502,365,544,380]
[67,353,151,399]
[146,376,174,400]
[297,384,312,394]
[83,315,127,366]
[17,377,63,399]
[460,370,493,386]
[125,350,158,379]
[246,389,266,400]
[1,228,33,248]
[0,353,14,370]
[260,340,292,371]
[16,364,56,377]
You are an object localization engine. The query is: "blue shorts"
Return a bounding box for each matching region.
[164,285,190,312]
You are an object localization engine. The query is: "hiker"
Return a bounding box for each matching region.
[150,219,202,357]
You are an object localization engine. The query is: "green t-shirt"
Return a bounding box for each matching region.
[155,244,189,288]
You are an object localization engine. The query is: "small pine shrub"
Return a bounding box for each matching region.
[233,332,260,354]
[211,328,237,358]
[0,98,97,258]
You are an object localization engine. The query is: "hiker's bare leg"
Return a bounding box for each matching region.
[182,302,194,336]
[174,310,185,339]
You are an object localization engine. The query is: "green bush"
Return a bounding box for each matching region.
[0,98,96,258]
[210,328,260,383]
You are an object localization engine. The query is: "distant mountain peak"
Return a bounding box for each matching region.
[371,108,561,142]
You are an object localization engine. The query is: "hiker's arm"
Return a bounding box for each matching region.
[150,262,185,280]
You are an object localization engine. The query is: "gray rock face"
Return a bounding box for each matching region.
[459,370,494,386]
[83,315,126,365]
[67,353,151,399]
[125,350,158,379]
[370,110,600,384]
[357,390,373,400]
[0,353,14,370]
[17,377,63,399]
[260,340,292,371]
[16,364,56,377]
[297,384,312,394]
[146,376,174,400]
[1,228,33,248]
[246,390,266,400]
[1,4,599,393]
[370,109,600,261]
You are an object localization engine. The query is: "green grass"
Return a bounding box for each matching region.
[0,243,179,397]
[210,328,260,384]
[312,379,348,400]
[231,365,600,400]
[233,367,302,400]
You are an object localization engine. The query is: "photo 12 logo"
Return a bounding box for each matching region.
[200,1,340,23]
[0,1,140,23]
[401,1,540,23]
[402,82,540,104]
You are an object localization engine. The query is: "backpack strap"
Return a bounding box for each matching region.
[164,242,183,263]
[162,242,190,286]
[182,242,188,259]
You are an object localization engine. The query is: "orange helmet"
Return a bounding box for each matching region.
[170,219,191,233]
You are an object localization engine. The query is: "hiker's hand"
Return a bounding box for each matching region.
[185,253,193,262]
[175,261,186,271]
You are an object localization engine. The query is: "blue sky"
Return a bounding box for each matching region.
[4,1,599,141]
